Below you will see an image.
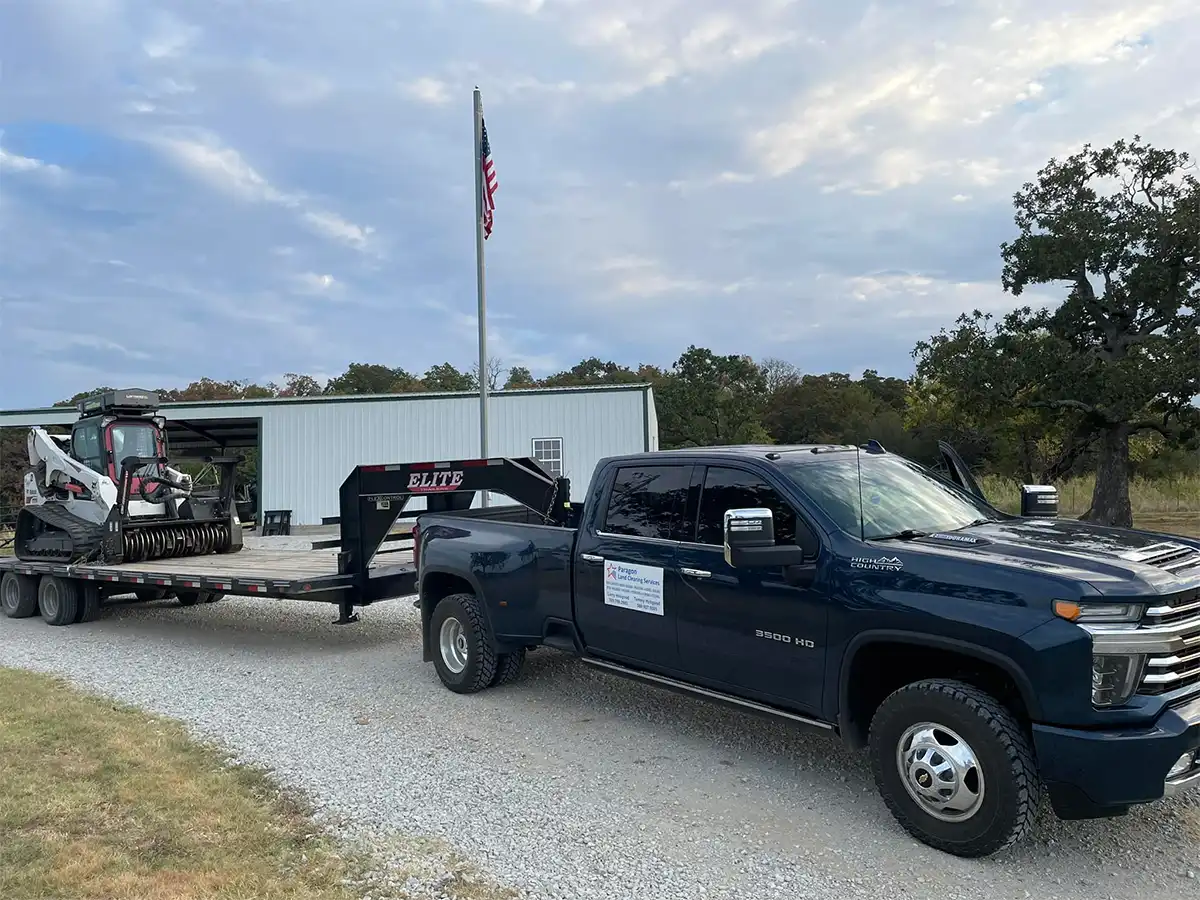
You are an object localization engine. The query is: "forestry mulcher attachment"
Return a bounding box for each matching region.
[15,389,243,565]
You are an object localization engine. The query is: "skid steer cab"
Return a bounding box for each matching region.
[16,388,244,565]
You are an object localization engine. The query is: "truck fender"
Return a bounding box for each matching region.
[836,630,1044,743]
[417,566,496,662]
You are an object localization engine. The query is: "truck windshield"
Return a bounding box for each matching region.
[777,454,999,541]
[110,424,159,474]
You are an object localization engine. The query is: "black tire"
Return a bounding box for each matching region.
[204,591,225,603]
[1,571,39,619]
[133,588,168,603]
[74,583,102,623]
[429,593,497,694]
[868,678,1040,858]
[176,591,202,606]
[38,575,80,627]
[490,647,527,687]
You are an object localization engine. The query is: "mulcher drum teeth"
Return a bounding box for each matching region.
[15,502,233,565]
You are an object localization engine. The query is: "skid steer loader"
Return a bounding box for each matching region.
[15,389,243,564]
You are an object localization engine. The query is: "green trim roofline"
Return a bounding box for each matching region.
[0,382,655,421]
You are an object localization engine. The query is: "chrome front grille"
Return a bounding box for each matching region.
[1137,593,1200,707]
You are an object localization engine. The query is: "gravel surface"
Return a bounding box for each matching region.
[2,568,1198,899]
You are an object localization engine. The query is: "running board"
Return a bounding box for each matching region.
[581,657,834,731]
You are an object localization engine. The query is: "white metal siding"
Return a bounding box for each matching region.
[258,389,649,523]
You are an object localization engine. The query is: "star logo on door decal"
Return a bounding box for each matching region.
[605,562,617,579]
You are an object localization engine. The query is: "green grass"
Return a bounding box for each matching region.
[0,667,518,900]
[979,474,1200,538]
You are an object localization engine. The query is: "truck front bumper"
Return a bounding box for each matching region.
[1033,696,1200,819]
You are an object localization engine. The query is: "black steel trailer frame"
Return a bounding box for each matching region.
[1,455,568,627]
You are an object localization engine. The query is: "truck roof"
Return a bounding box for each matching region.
[617,442,886,464]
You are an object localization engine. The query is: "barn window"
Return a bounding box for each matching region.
[531,437,564,477]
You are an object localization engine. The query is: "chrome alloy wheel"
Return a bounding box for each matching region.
[1,578,17,614]
[438,616,470,674]
[896,722,985,822]
[39,581,60,620]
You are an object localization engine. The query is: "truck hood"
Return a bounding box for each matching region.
[903,518,1200,596]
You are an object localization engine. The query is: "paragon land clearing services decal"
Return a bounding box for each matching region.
[407,470,465,492]
[603,560,665,616]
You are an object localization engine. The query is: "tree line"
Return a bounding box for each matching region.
[1,134,1196,527]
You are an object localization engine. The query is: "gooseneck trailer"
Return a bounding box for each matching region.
[0,455,568,626]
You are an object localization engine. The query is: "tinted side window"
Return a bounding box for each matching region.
[601,465,690,540]
[696,466,797,546]
[71,425,103,471]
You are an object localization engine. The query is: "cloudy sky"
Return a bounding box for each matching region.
[1,0,1197,408]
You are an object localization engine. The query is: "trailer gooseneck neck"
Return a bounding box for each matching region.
[333,456,571,623]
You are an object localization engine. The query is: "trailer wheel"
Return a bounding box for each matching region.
[38,575,80,627]
[176,591,201,606]
[430,593,497,694]
[868,678,1040,858]
[490,648,527,687]
[1,571,39,619]
[74,583,102,624]
[133,588,168,603]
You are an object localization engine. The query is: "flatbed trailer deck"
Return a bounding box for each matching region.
[0,548,414,605]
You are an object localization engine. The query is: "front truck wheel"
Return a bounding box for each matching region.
[868,678,1040,858]
[1,571,39,619]
[430,592,498,694]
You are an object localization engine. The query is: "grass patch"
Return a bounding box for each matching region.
[980,474,1200,535]
[0,667,519,900]
[0,666,368,899]
[1,527,12,556]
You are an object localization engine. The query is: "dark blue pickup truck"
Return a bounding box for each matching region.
[392,444,1200,858]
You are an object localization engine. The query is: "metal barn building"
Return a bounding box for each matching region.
[0,384,659,526]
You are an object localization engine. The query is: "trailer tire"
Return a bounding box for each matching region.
[490,648,527,687]
[74,583,102,623]
[133,588,168,603]
[430,593,497,694]
[1,571,39,619]
[38,575,80,627]
[868,678,1039,859]
[176,591,202,606]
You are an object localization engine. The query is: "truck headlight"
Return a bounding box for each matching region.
[1092,654,1146,707]
[1055,600,1145,623]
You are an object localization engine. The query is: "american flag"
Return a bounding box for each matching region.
[480,117,498,238]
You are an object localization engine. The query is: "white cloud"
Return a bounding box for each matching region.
[0,148,68,182]
[402,76,451,105]
[148,131,375,251]
[2,0,1198,406]
[750,1,1192,184]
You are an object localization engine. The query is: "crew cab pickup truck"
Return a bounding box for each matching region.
[389,445,1200,858]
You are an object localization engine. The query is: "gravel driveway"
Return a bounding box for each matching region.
[2,590,1198,900]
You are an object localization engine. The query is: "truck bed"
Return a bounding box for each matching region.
[0,546,416,601]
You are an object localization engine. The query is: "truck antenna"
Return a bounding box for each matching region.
[855,444,865,542]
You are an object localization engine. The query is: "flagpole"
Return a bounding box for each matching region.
[473,86,490,507]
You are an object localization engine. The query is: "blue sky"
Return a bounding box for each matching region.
[1,0,1197,408]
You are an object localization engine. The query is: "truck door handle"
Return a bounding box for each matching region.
[580,553,603,563]
[681,567,711,578]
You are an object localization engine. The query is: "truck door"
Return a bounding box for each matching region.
[674,464,828,715]
[572,462,693,672]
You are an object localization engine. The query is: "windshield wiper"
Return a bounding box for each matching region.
[871,529,928,541]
